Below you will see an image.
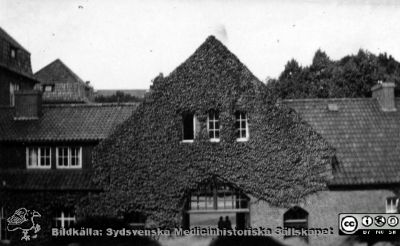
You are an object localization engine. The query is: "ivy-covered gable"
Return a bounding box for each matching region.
[90,36,334,227]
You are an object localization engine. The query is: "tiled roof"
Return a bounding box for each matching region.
[0,27,29,53]
[283,98,400,186]
[95,89,148,98]
[34,59,86,85]
[0,103,138,142]
[0,169,100,191]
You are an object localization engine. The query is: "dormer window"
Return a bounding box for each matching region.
[56,147,82,169]
[10,47,16,59]
[182,113,196,143]
[208,110,220,142]
[26,147,51,169]
[235,112,249,141]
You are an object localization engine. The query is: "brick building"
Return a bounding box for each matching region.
[34,59,94,103]
[0,34,399,246]
[0,27,38,106]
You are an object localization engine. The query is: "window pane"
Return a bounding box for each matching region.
[29,148,38,167]
[58,148,69,166]
[183,114,194,140]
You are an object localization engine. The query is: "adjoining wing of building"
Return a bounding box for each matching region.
[0,27,399,246]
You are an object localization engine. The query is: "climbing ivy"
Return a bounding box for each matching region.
[88,36,334,227]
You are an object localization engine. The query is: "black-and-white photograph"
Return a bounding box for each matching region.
[1,0,400,245]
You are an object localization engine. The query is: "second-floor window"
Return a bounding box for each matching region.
[10,47,16,59]
[56,147,82,169]
[26,147,51,169]
[182,113,196,142]
[9,82,20,107]
[53,209,76,228]
[235,112,249,141]
[386,197,399,213]
[208,111,220,142]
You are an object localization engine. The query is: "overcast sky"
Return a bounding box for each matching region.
[1,0,400,89]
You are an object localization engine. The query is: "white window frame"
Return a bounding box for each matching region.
[207,111,220,142]
[56,147,82,169]
[26,147,52,169]
[236,112,249,142]
[182,115,196,143]
[54,210,76,228]
[9,82,20,107]
[386,197,399,213]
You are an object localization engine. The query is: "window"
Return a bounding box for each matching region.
[235,112,249,141]
[386,197,399,213]
[208,111,220,142]
[0,207,9,241]
[10,47,16,59]
[283,206,309,242]
[124,212,147,229]
[56,147,82,169]
[43,85,55,92]
[189,181,249,211]
[182,113,195,142]
[9,82,20,107]
[26,147,51,169]
[54,209,76,228]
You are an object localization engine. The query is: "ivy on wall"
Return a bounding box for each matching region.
[88,36,334,227]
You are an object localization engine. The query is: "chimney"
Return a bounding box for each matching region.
[371,82,396,112]
[14,90,42,120]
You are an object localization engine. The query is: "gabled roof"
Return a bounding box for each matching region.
[34,59,86,85]
[283,98,400,186]
[0,27,29,53]
[0,103,137,142]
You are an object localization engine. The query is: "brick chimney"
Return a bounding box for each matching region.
[14,90,42,120]
[371,82,396,112]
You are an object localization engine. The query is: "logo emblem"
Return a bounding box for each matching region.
[361,215,373,227]
[374,215,386,227]
[7,208,41,241]
[387,216,399,227]
[341,216,358,233]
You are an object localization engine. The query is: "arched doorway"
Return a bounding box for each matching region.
[183,178,250,229]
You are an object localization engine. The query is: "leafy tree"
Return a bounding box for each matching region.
[94,91,143,103]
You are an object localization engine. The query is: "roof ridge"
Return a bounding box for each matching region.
[42,102,139,108]
[0,26,29,53]
[281,97,376,103]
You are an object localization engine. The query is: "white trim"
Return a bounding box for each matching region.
[26,147,52,169]
[54,211,76,228]
[236,112,249,142]
[207,111,220,142]
[56,147,83,169]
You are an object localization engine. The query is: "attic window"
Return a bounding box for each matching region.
[283,206,309,242]
[10,47,16,59]
[327,103,339,112]
[26,147,51,169]
[182,113,196,142]
[208,110,220,142]
[235,112,249,141]
[43,84,55,92]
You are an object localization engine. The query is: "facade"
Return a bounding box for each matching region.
[0,27,38,106]
[0,34,399,246]
[0,92,137,242]
[34,59,94,104]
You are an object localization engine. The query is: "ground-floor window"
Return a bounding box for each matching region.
[386,197,399,213]
[283,206,309,242]
[184,178,250,229]
[0,207,9,241]
[54,209,76,228]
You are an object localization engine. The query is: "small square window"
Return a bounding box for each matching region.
[53,209,76,228]
[43,85,54,92]
[10,47,16,59]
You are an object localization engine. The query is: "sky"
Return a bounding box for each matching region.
[1,0,400,90]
